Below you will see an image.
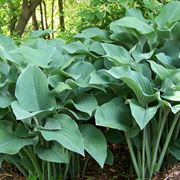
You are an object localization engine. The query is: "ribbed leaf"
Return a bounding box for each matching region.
[128,99,159,130]
[15,65,55,112]
[95,97,131,131]
[102,43,134,64]
[106,67,156,105]
[36,143,69,163]
[65,93,98,116]
[155,1,180,28]
[80,124,107,168]
[40,114,84,155]
[110,17,154,34]
[0,122,38,154]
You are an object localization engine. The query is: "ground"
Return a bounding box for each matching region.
[0,146,180,180]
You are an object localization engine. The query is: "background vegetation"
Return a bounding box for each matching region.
[0,0,170,40]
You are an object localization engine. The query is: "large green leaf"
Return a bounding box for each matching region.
[156,53,179,68]
[0,45,13,61]
[11,101,54,120]
[10,46,53,67]
[128,99,159,130]
[66,61,95,79]
[40,114,84,155]
[29,29,55,39]
[162,88,180,102]
[80,124,107,168]
[36,143,69,163]
[106,67,156,105]
[75,27,109,41]
[15,65,55,112]
[155,1,180,28]
[149,61,170,79]
[110,17,154,34]
[0,122,38,154]
[126,8,149,23]
[95,97,131,131]
[102,43,134,64]
[65,93,98,117]
[0,34,16,51]
[131,45,154,63]
[0,95,15,108]
[64,42,87,54]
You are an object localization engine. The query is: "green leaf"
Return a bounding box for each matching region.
[80,124,107,168]
[52,82,72,94]
[75,27,109,41]
[64,42,87,54]
[128,99,159,130]
[89,70,115,85]
[0,122,38,154]
[40,114,84,155]
[95,97,131,131]
[126,8,149,23]
[11,101,54,120]
[131,45,154,63]
[29,29,55,39]
[155,1,180,28]
[162,88,180,102]
[36,143,69,163]
[159,40,180,59]
[65,93,98,116]
[156,53,179,68]
[66,61,95,79]
[0,45,13,61]
[0,95,15,108]
[105,148,114,166]
[0,34,16,51]
[110,17,154,34]
[149,61,170,79]
[171,104,180,114]
[15,65,55,112]
[105,129,124,144]
[89,41,105,55]
[102,43,134,64]
[169,140,180,160]
[10,46,53,67]
[106,66,156,105]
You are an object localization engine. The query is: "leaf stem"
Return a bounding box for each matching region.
[125,132,140,178]
[157,111,180,171]
[149,109,169,178]
[23,147,42,178]
[142,129,146,179]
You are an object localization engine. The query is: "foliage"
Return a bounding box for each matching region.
[77,0,170,30]
[0,0,170,40]
[0,1,179,179]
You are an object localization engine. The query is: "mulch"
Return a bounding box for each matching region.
[0,145,180,180]
[0,163,25,180]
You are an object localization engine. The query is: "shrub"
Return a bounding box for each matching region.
[0,1,179,179]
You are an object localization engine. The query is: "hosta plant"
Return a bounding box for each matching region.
[0,1,180,179]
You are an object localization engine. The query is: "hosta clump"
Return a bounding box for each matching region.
[0,1,180,179]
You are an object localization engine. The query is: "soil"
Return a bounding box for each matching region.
[153,163,180,180]
[83,144,135,180]
[0,163,25,180]
[0,145,180,180]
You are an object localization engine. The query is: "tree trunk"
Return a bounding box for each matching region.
[58,0,65,32]
[39,2,44,30]
[51,0,55,38]
[43,1,49,30]
[14,0,42,37]
[32,11,39,30]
